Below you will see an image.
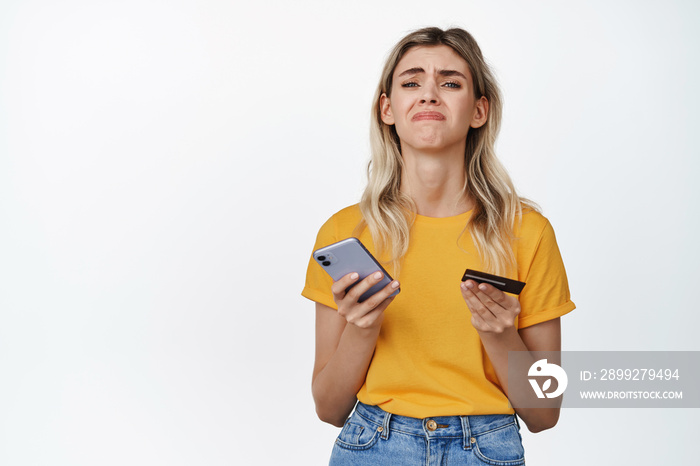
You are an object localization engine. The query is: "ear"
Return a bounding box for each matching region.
[470,96,489,129]
[380,93,395,125]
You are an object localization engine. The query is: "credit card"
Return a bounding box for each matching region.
[461,269,526,295]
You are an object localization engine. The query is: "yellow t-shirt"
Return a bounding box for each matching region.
[302,204,575,418]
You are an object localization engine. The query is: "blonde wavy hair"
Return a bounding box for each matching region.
[356,26,537,276]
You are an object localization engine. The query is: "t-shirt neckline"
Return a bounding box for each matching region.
[413,209,473,225]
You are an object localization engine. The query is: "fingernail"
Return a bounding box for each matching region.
[465,281,474,289]
[478,284,487,291]
[391,281,399,289]
[373,271,383,279]
[351,273,359,280]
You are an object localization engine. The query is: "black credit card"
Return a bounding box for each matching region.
[461,269,526,295]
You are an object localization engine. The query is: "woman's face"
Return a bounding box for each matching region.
[380,45,488,154]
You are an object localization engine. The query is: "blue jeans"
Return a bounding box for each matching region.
[329,402,525,466]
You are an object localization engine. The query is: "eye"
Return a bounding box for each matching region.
[443,81,462,89]
[401,81,419,88]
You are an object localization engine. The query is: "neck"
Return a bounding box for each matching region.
[400,143,473,217]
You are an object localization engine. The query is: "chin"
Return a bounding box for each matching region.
[407,138,463,154]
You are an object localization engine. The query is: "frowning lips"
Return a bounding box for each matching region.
[412,111,446,121]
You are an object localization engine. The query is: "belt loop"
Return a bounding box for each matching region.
[460,416,472,450]
[380,410,391,440]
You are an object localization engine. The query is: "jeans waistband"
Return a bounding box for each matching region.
[354,402,519,440]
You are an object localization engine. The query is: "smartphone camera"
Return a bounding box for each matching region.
[315,253,334,267]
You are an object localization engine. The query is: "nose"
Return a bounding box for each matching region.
[420,80,439,105]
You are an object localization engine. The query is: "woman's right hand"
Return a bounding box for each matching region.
[331,271,399,329]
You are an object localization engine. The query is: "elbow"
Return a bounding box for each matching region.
[312,381,354,427]
[312,387,350,427]
[522,409,560,433]
[315,405,348,428]
[526,420,557,433]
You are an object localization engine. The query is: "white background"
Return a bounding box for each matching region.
[1,0,699,464]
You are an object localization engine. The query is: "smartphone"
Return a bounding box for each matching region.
[313,237,399,303]
[461,269,526,295]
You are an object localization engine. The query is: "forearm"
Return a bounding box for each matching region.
[478,328,560,433]
[312,324,380,427]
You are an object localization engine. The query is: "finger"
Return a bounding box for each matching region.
[359,279,400,311]
[462,288,497,332]
[474,282,510,307]
[345,271,390,302]
[461,280,505,314]
[331,272,360,298]
[473,283,520,320]
[460,280,498,321]
[352,296,395,328]
[469,283,505,311]
[469,307,494,332]
[345,279,399,324]
[461,284,502,332]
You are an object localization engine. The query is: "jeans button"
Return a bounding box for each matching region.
[426,420,437,431]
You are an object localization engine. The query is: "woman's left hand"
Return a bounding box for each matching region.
[460,280,520,335]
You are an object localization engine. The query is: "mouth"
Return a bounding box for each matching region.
[412,111,446,121]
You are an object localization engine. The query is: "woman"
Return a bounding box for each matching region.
[302,26,575,465]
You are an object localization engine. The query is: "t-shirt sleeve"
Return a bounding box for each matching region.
[517,219,575,328]
[301,216,339,310]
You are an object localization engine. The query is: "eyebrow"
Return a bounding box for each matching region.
[397,67,468,80]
